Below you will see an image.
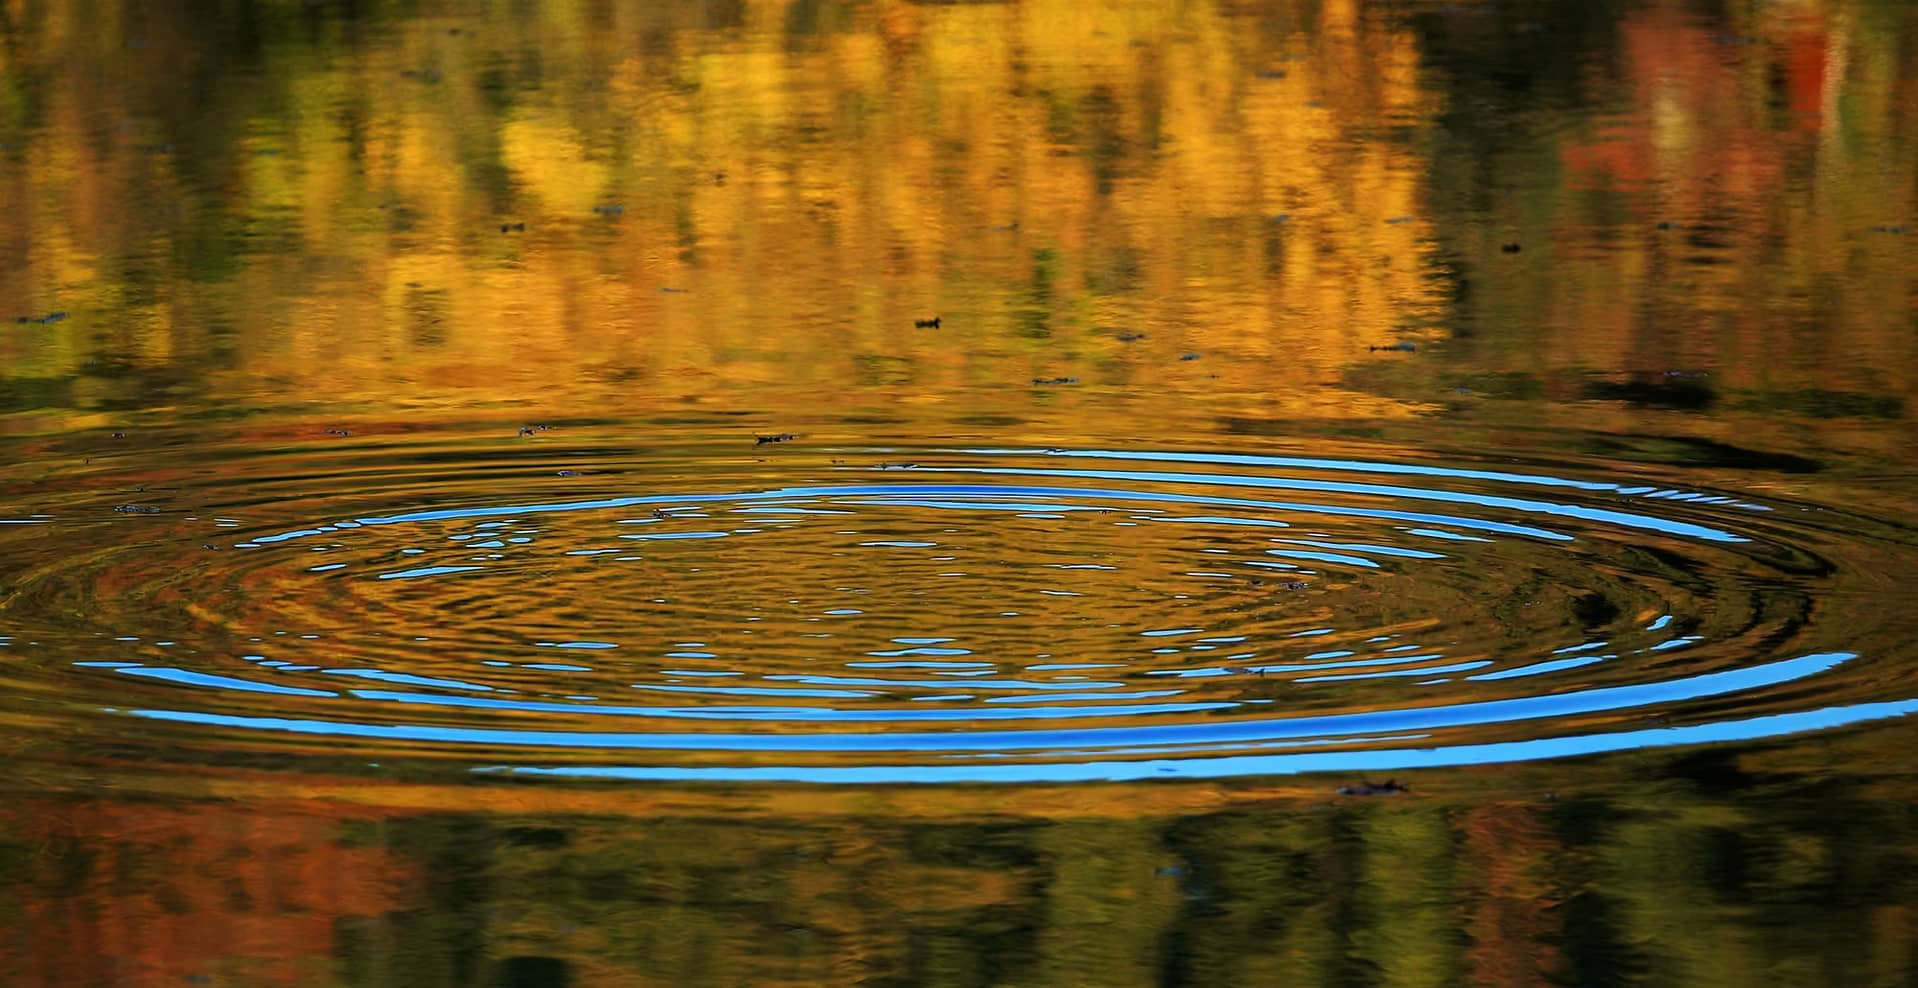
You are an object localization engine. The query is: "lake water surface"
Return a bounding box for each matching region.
[3,0,1916,984]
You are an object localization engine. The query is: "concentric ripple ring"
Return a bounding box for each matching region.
[3,438,1909,785]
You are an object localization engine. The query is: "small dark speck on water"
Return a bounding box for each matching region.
[499,222,525,233]
[111,432,126,439]
[518,424,552,437]
[1117,332,1147,341]
[1501,242,1522,253]
[1032,377,1078,386]
[914,316,941,329]
[1385,216,1413,225]
[16,311,65,324]
[756,433,797,446]
[114,504,161,514]
[594,204,625,215]
[1871,225,1908,235]
[1179,353,1201,361]
[1369,342,1417,353]
[1337,779,1407,796]
[556,469,581,477]
[323,428,351,436]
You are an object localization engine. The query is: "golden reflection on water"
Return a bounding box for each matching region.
[0,0,1908,449]
[2,0,1917,983]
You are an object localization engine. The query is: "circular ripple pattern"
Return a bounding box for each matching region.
[1,430,1912,784]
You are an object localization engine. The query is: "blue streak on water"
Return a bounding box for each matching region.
[259,483,1570,544]
[1267,548,1378,568]
[377,565,483,580]
[984,689,1188,704]
[939,466,1747,543]
[475,699,1918,784]
[1296,660,1494,683]
[1405,528,1492,542]
[846,499,1102,512]
[112,666,338,697]
[766,675,1126,691]
[1469,656,1606,681]
[949,447,1672,498]
[846,661,994,669]
[631,683,879,699]
[120,652,1854,749]
[1152,515,1292,529]
[1273,538,1446,560]
[321,668,497,691]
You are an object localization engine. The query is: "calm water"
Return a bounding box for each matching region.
[3,0,1916,984]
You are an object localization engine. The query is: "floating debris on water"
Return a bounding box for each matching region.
[1337,779,1408,797]
[1369,342,1417,353]
[113,504,161,514]
[914,316,941,329]
[756,433,797,446]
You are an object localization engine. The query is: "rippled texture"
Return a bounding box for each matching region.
[2,0,1917,983]
[3,427,1912,786]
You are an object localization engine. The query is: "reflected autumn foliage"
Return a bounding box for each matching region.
[0,0,1915,984]
[4,753,1918,987]
[1,0,1909,451]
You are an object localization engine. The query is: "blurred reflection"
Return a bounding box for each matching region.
[4,749,1917,987]
[0,0,1905,453]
